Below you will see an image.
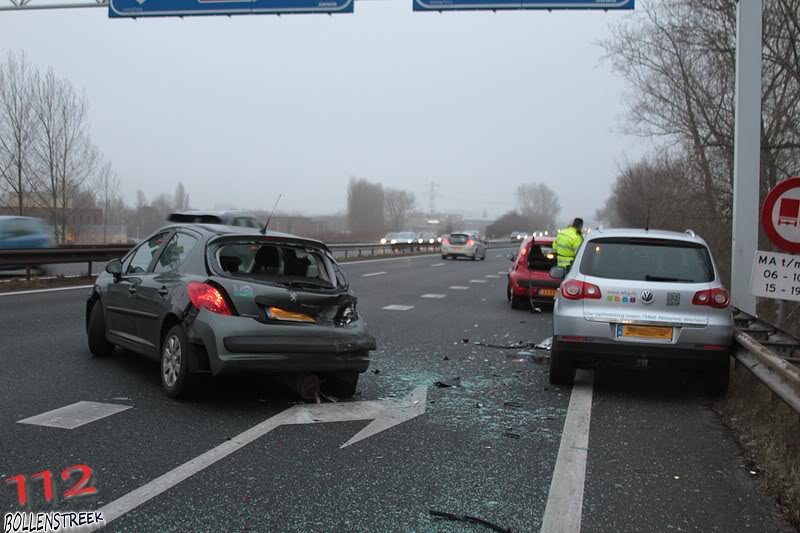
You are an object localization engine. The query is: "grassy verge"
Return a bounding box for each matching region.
[714,359,800,528]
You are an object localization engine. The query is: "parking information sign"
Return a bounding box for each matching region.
[109,0,354,18]
[413,0,634,12]
[761,176,800,254]
[750,250,800,302]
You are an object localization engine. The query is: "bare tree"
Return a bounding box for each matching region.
[384,188,415,230]
[0,51,37,215]
[96,161,121,244]
[174,182,190,210]
[29,67,98,242]
[347,177,384,238]
[516,183,561,229]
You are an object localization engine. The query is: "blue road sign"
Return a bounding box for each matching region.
[109,0,353,18]
[413,0,633,11]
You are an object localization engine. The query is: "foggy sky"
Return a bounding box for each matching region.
[0,1,645,224]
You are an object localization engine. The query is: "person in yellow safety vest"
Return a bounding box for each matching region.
[554,218,584,269]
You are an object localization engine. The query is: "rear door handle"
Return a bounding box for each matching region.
[158,287,169,297]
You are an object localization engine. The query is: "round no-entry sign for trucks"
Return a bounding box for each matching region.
[762,176,800,253]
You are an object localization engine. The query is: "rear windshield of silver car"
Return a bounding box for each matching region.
[579,238,715,283]
[214,242,343,288]
[449,234,469,245]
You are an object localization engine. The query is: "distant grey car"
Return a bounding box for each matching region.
[168,210,263,229]
[549,228,733,394]
[86,224,376,398]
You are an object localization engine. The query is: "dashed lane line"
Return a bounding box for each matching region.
[449,286,469,290]
[362,271,387,277]
[421,294,447,299]
[17,401,132,430]
[469,279,488,284]
[382,305,415,311]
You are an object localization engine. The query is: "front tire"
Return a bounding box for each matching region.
[442,255,447,260]
[161,325,198,399]
[549,341,575,385]
[87,301,114,357]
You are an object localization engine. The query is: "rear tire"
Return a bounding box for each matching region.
[87,301,114,357]
[324,371,359,398]
[510,294,524,309]
[442,255,447,260]
[161,325,199,399]
[549,341,575,385]
[706,356,730,396]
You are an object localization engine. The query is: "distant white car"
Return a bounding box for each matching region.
[441,232,486,261]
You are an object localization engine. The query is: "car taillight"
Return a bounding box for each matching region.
[442,239,449,245]
[692,288,730,309]
[561,280,602,300]
[187,282,233,316]
[467,240,474,246]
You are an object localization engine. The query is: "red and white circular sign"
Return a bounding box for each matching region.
[762,176,800,253]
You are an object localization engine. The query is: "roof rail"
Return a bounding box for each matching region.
[685,229,696,237]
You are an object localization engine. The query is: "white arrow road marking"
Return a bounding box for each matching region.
[17,401,132,430]
[362,271,387,277]
[89,387,427,531]
[382,304,415,311]
[540,370,594,533]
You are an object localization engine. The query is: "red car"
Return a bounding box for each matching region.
[506,236,559,309]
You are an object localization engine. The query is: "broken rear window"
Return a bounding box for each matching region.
[215,242,340,289]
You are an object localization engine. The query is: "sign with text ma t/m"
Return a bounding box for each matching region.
[109,0,353,18]
[413,0,634,12]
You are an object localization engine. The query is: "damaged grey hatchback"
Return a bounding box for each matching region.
[86,224,376,398]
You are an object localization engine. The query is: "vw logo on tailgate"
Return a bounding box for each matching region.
[640,290,655,304]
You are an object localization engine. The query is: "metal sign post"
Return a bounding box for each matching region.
[731,0,763,316]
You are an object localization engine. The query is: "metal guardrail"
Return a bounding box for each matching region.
[0,240,516,278]
[733,310,800,413]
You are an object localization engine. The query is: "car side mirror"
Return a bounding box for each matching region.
[505,253,516,261]
[549,266,566,280]
[106,259,123,280]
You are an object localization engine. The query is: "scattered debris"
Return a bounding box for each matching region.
[535,337,553,351]
[462,338,470,343]
[443,356,449,361]
[516,350,534,357]
[372,369,381,375]
[503,431,521,439]
[674,476,680,480]
[434,377,462,388]
[532,307,543,314]
[503,401,523,408]
[429,510,512,533]
[112,397,130,401]
[474,341,532,350]
[319,392,339,403]
[475,402,483,408]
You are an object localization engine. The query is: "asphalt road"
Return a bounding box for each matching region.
[0,252,792,532]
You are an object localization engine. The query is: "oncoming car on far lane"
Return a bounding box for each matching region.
[506,236,558,309]
[86,224,376,398]
[549,228,733,394]
[440,232,486,261]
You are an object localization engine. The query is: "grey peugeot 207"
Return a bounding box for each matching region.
[86,223,376,398]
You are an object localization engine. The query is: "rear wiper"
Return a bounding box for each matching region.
[285,280,331,289]
[645,275,693,282]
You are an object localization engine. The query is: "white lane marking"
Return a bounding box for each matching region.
[90,387,427,531]
[421,294,447,299]
[498,271,508,275]
[540,370,594,533]
[485,275,501,278]
[17,401,132,430]
[382,305,415,311]
[449,286,469,290]
[362,271,387,277]
[469,279,487,284]
[432,263,445,267]
[0,285,93,298]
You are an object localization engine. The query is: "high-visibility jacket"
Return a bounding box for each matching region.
[554,226,583,268]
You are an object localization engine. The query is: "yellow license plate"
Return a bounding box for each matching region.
[619,325,673,340]
[539,288,557,297]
